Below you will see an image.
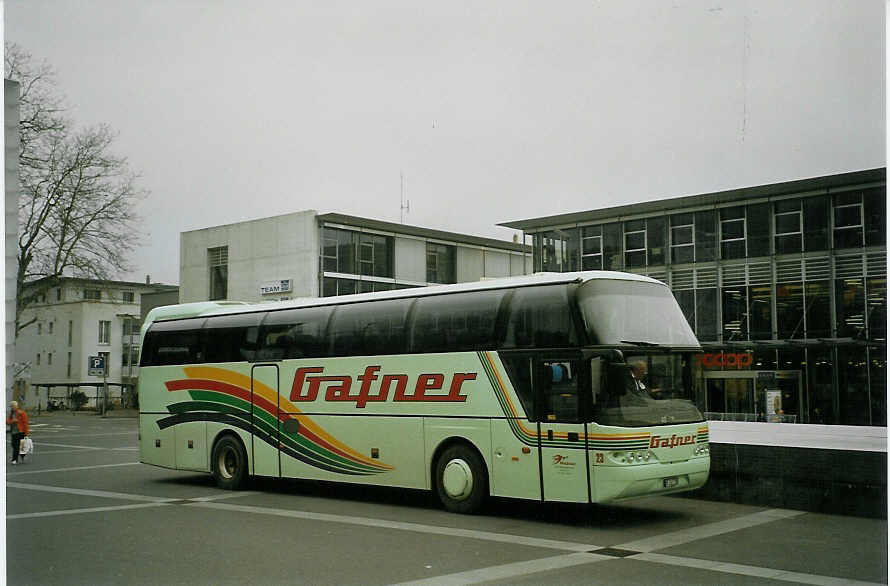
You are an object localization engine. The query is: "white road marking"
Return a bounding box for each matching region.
[34,442,103,450]
[189,501,604,551]
[7,482,175,503]
[6,462,141,476]
[635,553,885,586]
[391,552,609,585]
[3,473,880,585]
[189,491,260,502]
[7,502,169,520]
[615,508,806,552]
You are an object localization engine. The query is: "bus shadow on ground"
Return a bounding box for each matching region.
[159,473,684,528]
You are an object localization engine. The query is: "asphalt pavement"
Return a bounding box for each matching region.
[5,413,887,585]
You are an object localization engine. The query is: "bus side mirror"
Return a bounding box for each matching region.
[609,349,625,365]
[590,357,604,404]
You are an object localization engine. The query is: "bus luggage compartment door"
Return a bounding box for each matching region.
[251,364,280,477]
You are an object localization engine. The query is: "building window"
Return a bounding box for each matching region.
[354,233,394,278]
[122,317,140,338]
[67,352,72,377]
[37,323,42,335]
[426,243,456,284]
[647,217,666,265]
[720,207,746,259]
[56,288,62,301]
[836,278,866,338]
[623,220,646,268]
[48,352,53,366]
[99,320,111,344]
[122,345,140,367]
[208,246,228,300]
[68,320,73,346]
[833,192,864,249]
[84,289,101,301]
[322,228,356,274]
[48,322,53,335]
[540,230,577,272]
[749,285,773,340]
[36,353,40,366]
[122,291,135,303]
[581,225,603,270]
[867,277,887,341]
[803,195,830,252]
[722,287,748,341]
[670,213,694,264]
[805,281,831,338]
[776,282,804,339]
[321,277,408,297]
[774,199,802,254]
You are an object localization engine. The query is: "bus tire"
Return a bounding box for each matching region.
[435,444,488,514]
[211,435,248,490]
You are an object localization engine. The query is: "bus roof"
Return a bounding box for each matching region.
[147,271,664,325]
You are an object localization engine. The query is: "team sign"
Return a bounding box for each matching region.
[290,366,477,408]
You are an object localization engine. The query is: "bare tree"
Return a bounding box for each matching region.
[6,44,145,336]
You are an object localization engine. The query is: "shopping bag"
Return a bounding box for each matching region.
[19,437,32,455]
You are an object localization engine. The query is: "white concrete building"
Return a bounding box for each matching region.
[180,211,531,303]
[15,277,177,409]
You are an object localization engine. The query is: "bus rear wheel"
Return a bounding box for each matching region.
[211,435,247,490]
[435,444,487,514]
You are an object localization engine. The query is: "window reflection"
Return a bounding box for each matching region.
[776,282,804,339]
[722,287,748,341]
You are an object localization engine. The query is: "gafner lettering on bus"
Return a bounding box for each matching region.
[290,365,477,407]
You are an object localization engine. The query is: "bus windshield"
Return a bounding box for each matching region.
[592,353,703,427]
[577,279,698,347]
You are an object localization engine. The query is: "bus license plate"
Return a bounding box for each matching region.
[663,477,679,489]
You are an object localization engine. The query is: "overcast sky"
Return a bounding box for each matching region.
[5,0,885,285]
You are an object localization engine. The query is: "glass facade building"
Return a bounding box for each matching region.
[501,169,886,426]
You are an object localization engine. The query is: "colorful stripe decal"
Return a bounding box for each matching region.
[158,366,392,476]
[478,351,654,451]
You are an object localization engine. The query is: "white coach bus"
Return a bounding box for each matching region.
[138,271,709,513]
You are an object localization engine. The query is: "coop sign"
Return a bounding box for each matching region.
[699,352,753,370]
[259,279,292,295]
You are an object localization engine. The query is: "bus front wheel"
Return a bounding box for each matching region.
[435,444,487,514]
[211,435,248,490]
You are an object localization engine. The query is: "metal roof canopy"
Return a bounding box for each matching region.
[499,168,886,232]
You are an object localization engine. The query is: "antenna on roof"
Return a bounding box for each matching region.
[400,171,410,224]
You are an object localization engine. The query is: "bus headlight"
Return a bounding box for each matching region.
[693,444,710,456]
[612,450,654,465]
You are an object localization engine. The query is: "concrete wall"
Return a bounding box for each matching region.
[394,237,426,283]
[180,210,319,303]
[692,443,887,518]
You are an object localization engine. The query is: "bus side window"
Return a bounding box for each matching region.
[329,299,412,356]
[203,313,264,363]
[410,290,505,353]
[258,306,333,359]
[140,317,206,367]
[503,285,578,349]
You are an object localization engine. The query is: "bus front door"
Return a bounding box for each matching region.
[536,359,590,503]
[251,364,280,477]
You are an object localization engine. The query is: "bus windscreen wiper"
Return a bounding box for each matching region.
[620,340,661,347]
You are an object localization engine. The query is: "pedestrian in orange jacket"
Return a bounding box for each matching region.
[7,401,29,464]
